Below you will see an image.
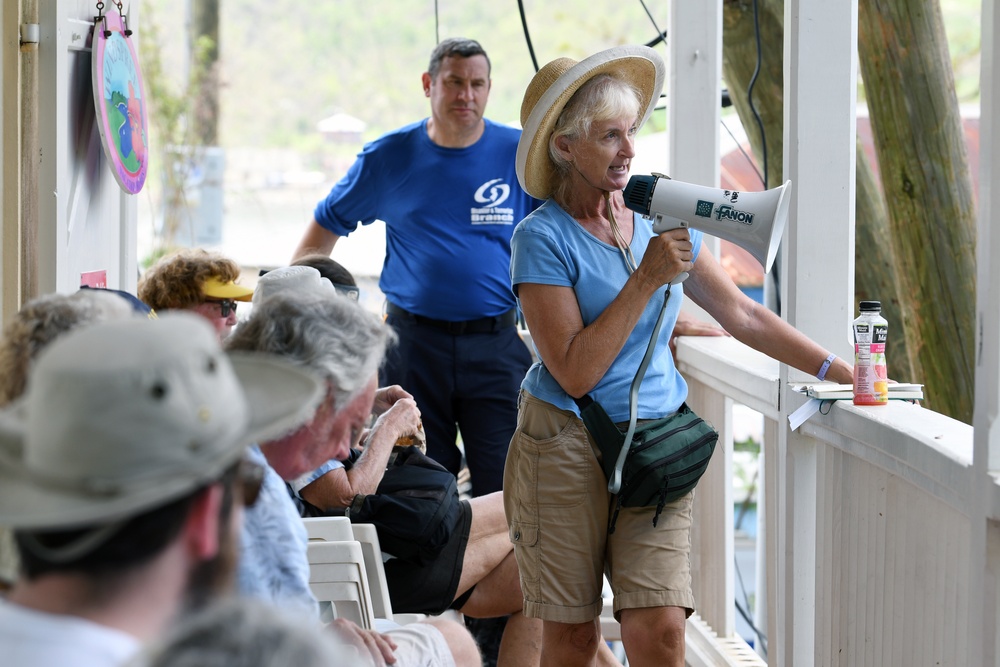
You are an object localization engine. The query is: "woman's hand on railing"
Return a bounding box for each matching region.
[671,312,730,359]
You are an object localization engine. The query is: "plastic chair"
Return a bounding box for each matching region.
[303,515,355,542]
[350,522,429,625]
[349,523,395,620]
[307,540,377,630]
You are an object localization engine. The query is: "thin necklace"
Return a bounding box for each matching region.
[606,192,638,274]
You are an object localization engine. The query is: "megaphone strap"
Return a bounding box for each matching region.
[608,285,672,494]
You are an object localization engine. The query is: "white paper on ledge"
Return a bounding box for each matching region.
[788,398,822,431]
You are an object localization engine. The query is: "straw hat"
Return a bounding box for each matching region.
[0,312,324,529]
[515,45,665,200]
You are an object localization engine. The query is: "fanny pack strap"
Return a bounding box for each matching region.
[573,285,672,494]
[573,394,623,478]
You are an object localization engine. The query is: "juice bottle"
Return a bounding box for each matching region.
[853,301,888,405]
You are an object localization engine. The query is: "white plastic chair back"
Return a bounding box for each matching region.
[303,516,355,542]
[307,540,377,630]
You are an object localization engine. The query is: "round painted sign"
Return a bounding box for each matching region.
[92,12,148,194]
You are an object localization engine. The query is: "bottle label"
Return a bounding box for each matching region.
[854,321,888,405]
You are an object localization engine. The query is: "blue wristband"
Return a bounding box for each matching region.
[817,353,837,382]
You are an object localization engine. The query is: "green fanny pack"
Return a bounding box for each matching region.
[575,395,719,533]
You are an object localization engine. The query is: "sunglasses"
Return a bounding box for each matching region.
[206,299,239,318]
[333,284,360,301]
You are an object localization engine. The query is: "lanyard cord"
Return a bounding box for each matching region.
[606,192,639,274]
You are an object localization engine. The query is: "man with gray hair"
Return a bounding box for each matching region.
[140,597,364,667]
[226,266,481,667]
[0,313,324,667]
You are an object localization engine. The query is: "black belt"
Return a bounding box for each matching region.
[386,302,517,335]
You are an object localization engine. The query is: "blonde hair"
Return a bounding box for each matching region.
[548,73,643,203]
[0,291,134,406]
[138,248,242,311]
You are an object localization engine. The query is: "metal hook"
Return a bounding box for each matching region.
[117,1,132,36]
[94,0,109,38]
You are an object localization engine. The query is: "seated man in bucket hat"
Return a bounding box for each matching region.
[0,313,325,667]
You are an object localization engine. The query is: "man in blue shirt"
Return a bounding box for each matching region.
[293,37,541,498]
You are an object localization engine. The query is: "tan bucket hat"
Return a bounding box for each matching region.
[515,45,665,200]
[0,312,324,529]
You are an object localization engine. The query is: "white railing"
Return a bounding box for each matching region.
[675,334,994,666]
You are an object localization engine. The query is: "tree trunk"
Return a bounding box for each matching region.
[721,0,910,366]
[855,138,916,382]
[721,0,784,192]
[858,0,977,422]
[721,0,787,314]
[723,0,970,418]
[190,0,220,146]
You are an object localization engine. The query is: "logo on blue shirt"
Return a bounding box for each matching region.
[471,178,515,225]
[474,178,511,208]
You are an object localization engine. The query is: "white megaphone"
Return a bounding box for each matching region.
[623,173,791,284]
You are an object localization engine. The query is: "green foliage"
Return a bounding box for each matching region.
[138,0,980,153]
[139,243,179,271]
[142,0,670,151]
[734,436,760,454]
[138,3,217,257]
[941,0,983,101]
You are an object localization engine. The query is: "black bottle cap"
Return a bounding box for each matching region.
[860,300,881,311]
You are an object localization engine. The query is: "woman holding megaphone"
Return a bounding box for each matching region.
[505,45,853,666]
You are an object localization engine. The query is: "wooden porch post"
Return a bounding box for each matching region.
[977,0,1000,490]
[973,1,1000,664]
[780,1,858,665]
[668,0,734,638]
[667,2,722,188]
[2,3,22,321]
[19,0,39,306]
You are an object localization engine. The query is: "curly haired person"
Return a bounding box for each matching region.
[139,248,254,340]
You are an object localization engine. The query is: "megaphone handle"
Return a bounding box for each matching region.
[670,272,689,285]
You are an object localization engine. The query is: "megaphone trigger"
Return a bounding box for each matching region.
[624,174,791,274]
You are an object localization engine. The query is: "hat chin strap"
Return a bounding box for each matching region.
[18,519,128,563]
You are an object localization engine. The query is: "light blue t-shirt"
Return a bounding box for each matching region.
[313,119,542,321]
[290,457,344,494]
[238,446,318,616]
[509,199,703,423]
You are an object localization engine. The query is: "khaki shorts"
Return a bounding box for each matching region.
[503,390,696,624]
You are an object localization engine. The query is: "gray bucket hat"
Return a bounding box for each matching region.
[0,312,324,529]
